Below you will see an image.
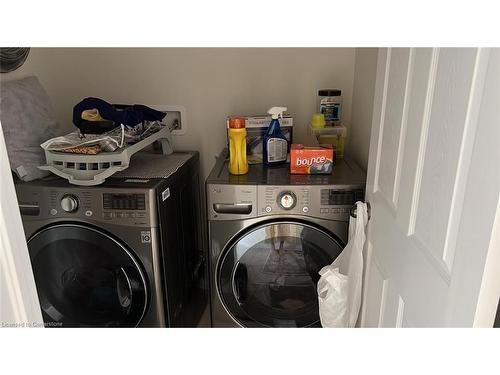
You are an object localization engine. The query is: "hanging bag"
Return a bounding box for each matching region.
[317,201,369,327]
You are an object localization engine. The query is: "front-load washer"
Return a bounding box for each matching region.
[15,151,208,327]
[206,150,366,327]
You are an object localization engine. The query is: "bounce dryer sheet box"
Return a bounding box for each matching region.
[290,144,334,174]
[226,114,293,164]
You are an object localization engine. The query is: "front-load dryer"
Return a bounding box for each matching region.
[206,150,366,327]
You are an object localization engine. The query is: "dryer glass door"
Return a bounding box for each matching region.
[27,224,148,327]
[218,222,344,327]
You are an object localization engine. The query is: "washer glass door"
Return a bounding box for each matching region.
[218,222,344,327]
[27,224,148,327]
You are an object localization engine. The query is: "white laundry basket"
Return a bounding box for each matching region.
[38,125,173,186]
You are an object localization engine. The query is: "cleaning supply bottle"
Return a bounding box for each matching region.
[263,106,288,165]
[311,113,326,128]
[228,116,248,175]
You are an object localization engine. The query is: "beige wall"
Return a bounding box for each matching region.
[348,48,378,171]
[1,48,356,177]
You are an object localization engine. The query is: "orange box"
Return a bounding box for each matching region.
[290,144,334,174]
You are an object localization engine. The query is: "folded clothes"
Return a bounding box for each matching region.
[73,97,166,131]
[63,144,101,155]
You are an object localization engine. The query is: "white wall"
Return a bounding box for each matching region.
[348,48,378,171]
[1,48,356,177]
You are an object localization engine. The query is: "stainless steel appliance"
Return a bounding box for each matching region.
[207,150,366,327]
[15,151,207,327]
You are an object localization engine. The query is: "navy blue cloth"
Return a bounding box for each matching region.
[73,97,166,129]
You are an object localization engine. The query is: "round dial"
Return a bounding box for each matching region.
[278,191,296,210]
[61,194,79,213]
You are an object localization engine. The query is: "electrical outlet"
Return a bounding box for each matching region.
[148,105,187,136]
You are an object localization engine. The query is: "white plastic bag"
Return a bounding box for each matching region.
[317,267,349,327]
[317,201,369,327]
[41,125,126,152]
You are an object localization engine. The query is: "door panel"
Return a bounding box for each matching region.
[380,284,405,328]
[362,48,500,327]
[412,48,479,269]
[363,249,388,328]
[376,48,412,209]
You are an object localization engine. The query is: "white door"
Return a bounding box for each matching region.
[0,124,43,327]
[361,48,500,327]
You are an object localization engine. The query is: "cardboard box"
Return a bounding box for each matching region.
[290,144,334,174]
[227,115,293,164]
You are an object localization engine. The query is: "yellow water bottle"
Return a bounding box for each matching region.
[228,117,248,175]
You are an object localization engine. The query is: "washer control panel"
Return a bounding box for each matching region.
[257,185,364,220]
[17,185,155,227]
[207,184,365,221]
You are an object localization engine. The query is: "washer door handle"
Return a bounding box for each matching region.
[232,262,248,305]
[116,267,133,309]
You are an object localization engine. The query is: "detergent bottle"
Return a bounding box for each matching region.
[263,106,288,165]
[228,116,248,175]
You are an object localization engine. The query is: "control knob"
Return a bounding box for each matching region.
[61,194,79,213]
[277,191,297,210]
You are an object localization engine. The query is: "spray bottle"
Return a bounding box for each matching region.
[263,106,288,165]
